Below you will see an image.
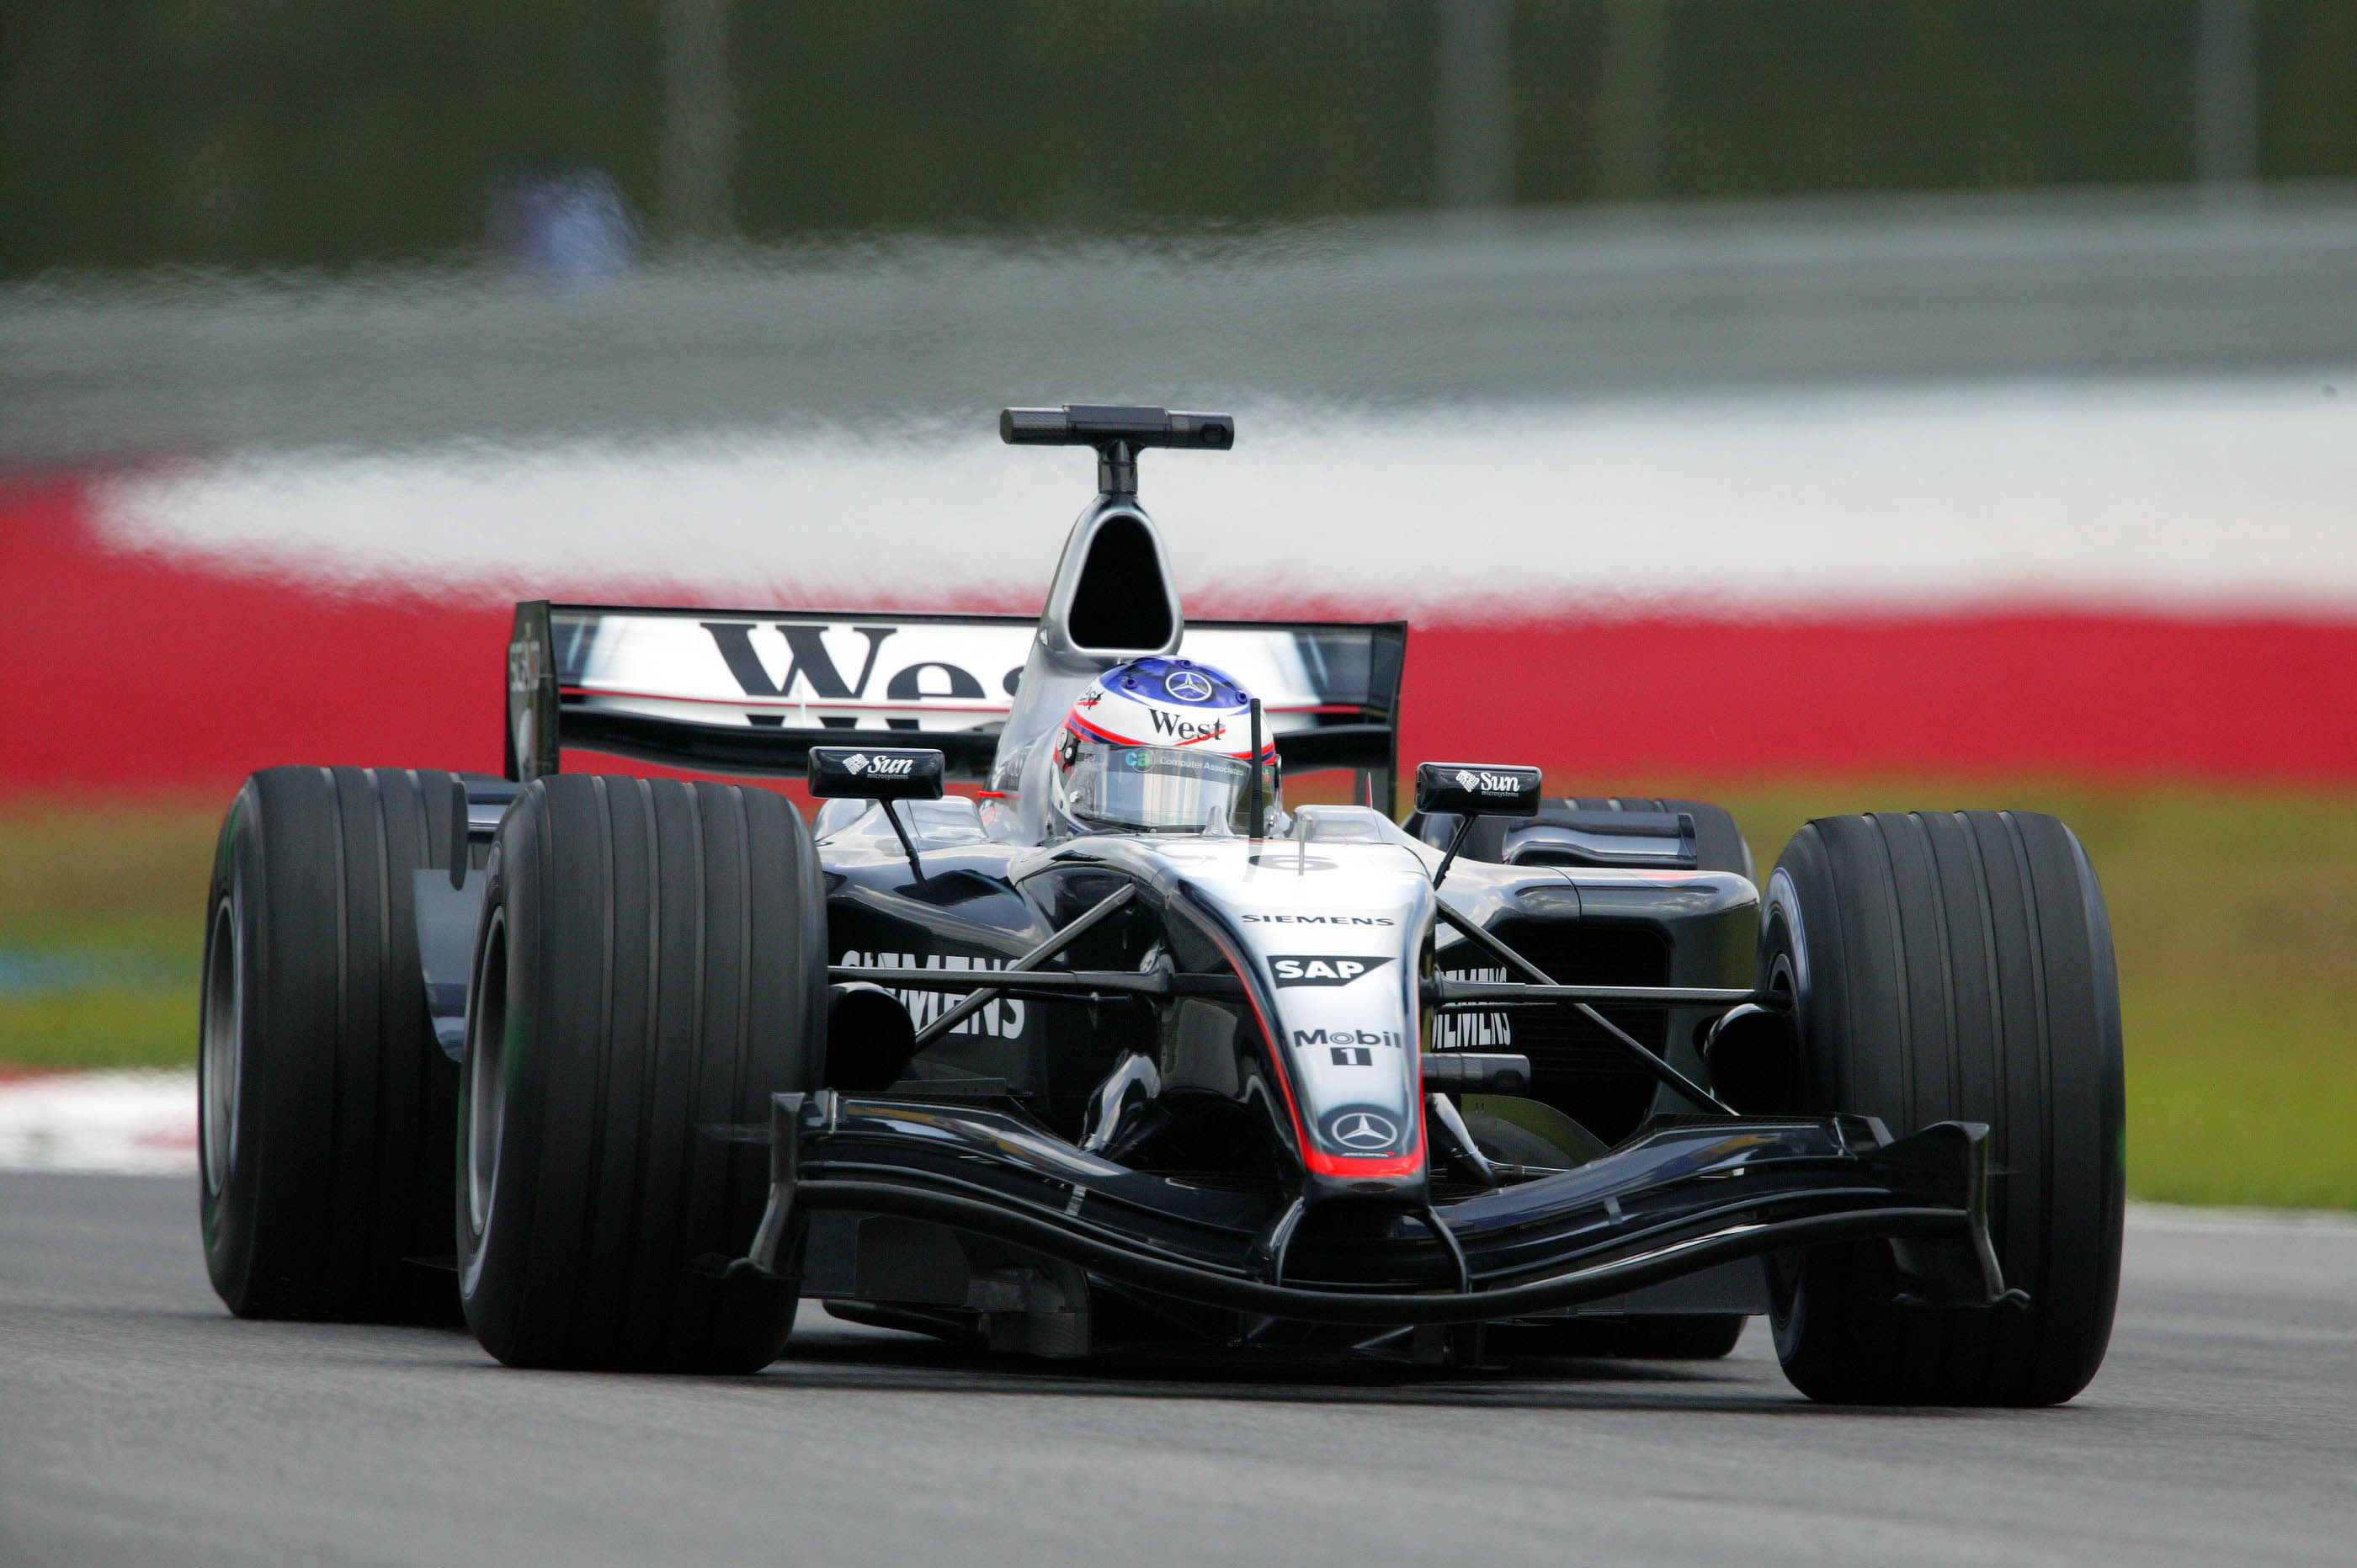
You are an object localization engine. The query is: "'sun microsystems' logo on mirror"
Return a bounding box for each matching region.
[1450,768,1529,795]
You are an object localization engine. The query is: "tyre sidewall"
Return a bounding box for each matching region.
[200,781,271,1310]
[456,829,547,1363]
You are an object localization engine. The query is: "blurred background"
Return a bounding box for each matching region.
[3,0,2353,1204]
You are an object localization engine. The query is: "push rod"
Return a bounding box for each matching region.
[1432,900,1737,1117]
[829,967,1167,1001]
[1426,978,1766,1009]
[890,885,1140,1047]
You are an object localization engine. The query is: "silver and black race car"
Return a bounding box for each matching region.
[199,407,2123,1404]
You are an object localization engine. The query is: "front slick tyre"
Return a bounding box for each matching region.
[457,776,826,1373]
[1766,811,2124,1406]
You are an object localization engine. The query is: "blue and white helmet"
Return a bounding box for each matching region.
[1051,656,1280,837]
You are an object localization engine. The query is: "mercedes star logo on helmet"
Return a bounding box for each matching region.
[1163,668,1216,703]
[1327,1110,1398,1150]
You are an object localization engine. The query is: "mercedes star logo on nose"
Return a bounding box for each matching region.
[1329,1111,1397,1150]
[1163,669,1216,703]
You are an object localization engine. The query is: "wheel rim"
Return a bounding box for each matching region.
[200,896,240,1198]
[465,907,509,1241]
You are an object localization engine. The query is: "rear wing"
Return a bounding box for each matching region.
[507,602,1407,802]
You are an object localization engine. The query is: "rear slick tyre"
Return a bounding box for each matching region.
[200,766,463,1323]
[1764,811,2125,1406]
[456,775,826,1372]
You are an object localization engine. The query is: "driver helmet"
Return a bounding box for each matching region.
[1049,656,1280,837]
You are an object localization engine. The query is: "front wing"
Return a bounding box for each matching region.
[725,1094,2012,1331]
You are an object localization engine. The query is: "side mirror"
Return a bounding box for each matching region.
[807,747,946,802]
[1414,762,1541,820]
[1414,763,1541,887]
[808,747,945,881]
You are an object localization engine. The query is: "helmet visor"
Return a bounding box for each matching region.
[1061,736,1270,832]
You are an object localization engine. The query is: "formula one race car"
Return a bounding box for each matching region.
[198,406,2124,1405]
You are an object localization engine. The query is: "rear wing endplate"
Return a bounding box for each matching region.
[507,602,1406,800]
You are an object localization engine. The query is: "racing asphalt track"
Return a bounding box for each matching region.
[3,1174,2352,1567]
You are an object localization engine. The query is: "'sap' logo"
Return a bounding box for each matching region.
[1269,954,1396,988]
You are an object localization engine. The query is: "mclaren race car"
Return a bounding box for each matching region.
[199,406,2124,1404]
